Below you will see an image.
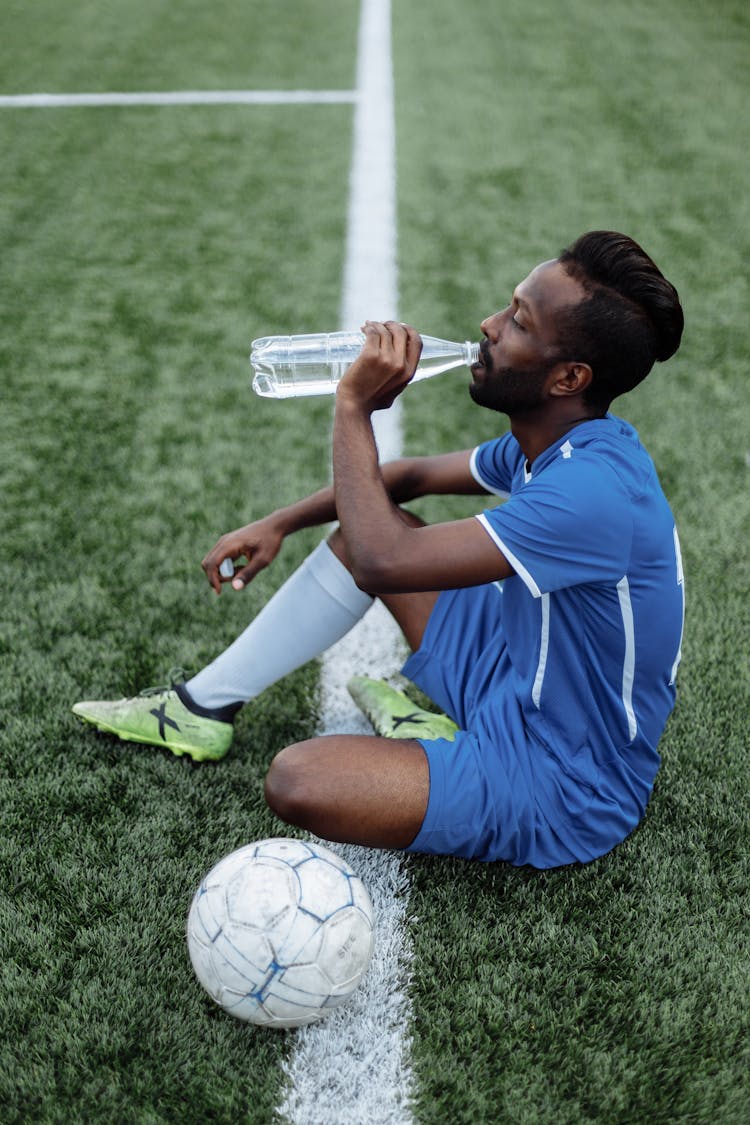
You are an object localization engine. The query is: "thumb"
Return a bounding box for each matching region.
[232,556,265,590]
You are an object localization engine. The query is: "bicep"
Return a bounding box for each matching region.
[383,450,489,502]
[361,516,515,593]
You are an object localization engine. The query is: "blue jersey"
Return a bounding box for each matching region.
[464,415,684,859]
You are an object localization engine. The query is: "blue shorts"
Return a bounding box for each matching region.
[401,585,637,868]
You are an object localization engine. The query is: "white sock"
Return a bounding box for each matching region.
[186,541,374,712]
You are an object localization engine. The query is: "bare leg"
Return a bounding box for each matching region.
[264,734,429,849]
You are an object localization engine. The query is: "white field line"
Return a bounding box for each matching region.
[0,90,356,108]
[278,2,414,1125]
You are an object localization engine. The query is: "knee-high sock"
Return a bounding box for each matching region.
[186,541,374,711]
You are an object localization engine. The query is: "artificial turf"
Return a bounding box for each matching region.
[1,0,748,1121]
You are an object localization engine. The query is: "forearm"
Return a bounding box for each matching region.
[267,472,394,539]
[267,487,338,536]
[332,398,412,585]
[269,451,478,537]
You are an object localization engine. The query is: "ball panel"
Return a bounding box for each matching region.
[219,989,275,1025]
[314,907,375,990]
[209,929,277,994]
[274,907,323,966]
[263,963,332,1014]
[191,883,227,943]
[296,857,355,919]
[225,858,297,932]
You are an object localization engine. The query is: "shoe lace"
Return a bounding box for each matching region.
[137,667,189,698]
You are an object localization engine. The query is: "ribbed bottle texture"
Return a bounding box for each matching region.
[250,332,480,398]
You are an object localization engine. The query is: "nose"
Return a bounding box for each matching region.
[480,311,503,342]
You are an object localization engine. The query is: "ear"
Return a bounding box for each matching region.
[548,361,593,398]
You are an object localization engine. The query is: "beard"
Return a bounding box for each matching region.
[469,342,559,415]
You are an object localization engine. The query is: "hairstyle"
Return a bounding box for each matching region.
[556,231,684,410]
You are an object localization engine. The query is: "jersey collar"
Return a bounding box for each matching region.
[523,415,615,481]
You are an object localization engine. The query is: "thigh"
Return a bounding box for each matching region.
[378,589,441,652]
[407,726,580,868]
[402,583,507,727]
[264,734,430,849]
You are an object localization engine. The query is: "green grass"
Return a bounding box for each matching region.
[1,0,357,91]
[1,0,749,1122]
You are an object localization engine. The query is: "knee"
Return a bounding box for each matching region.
[264,742,314,827]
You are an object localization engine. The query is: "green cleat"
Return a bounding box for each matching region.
[72,677,235,762]
[347,676,459,742]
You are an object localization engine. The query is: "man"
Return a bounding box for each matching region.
[74,231,685,868]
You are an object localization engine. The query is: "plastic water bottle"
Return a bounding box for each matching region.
[250,332,480,398]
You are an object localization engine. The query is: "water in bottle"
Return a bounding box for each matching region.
[250,331,480,398]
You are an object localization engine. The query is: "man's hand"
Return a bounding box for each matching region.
[336,321,423,412]
[202,515,285,594]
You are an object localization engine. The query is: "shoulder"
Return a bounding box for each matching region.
[534,416,656,500]
[498,422,637,538]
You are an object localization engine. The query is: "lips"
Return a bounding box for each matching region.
[471,340,492,377]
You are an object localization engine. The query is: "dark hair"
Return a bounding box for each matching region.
[556,231,684,410]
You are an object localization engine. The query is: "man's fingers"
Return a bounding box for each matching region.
[201,554,223,595]
[362,320,422,375]
[361,320,385,343]
[344,320,423,410]
[361,320,395,364]
[232,553,269,590]
[203,549,246,595]
[231,567,252,590]
[404,325,423,374]
[383,321,422,378]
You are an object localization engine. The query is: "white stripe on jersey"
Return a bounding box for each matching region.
[670,526,686,685]
[616,576,638,741]
[475,514,542,598]
[532,593,550,708]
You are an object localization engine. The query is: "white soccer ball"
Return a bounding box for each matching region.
[186,837,375,1028]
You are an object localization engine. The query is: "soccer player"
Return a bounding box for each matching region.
[73,231,685,868]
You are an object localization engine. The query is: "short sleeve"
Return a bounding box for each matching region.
[475,455,633,597]
[469,434,520,497]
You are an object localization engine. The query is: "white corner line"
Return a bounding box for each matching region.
[0,90,357,108]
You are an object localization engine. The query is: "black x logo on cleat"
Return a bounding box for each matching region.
[150,703,180,741]
[391,712,428,729]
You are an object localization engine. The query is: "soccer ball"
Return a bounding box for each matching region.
[186,837,375,1028]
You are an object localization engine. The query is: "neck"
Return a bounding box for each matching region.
[510,410,604,465]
